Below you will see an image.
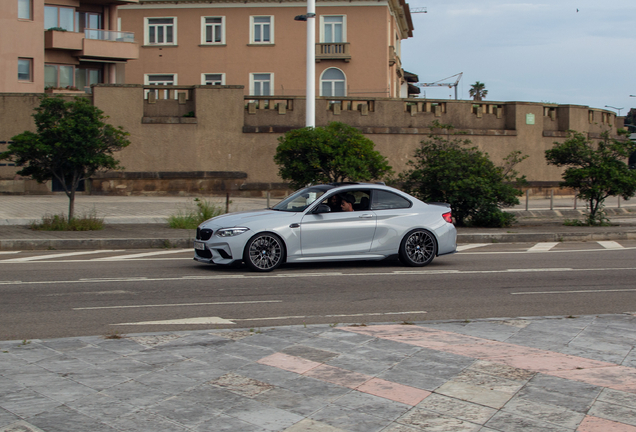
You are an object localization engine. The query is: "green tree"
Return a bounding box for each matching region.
[469,81,488,101]
[274,122,391,189]
[399,123,526,227]
[0,96,130,221]
[545,130,636,225]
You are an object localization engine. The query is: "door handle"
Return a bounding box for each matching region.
[359,214,373,219]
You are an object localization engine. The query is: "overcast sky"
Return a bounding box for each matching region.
[401,0,636,115]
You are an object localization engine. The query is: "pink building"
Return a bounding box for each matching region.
[1,0,140,94]
[118,0,415,98]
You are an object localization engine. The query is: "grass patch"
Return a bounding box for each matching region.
[31,212,104,231]
[168,198,225,229]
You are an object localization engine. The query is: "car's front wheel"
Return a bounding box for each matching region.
[243,232,285,272]
[399,229,437,267]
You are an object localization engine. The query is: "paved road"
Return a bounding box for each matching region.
[2,242,636,340]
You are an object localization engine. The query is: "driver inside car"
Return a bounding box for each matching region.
[340,194,356,212]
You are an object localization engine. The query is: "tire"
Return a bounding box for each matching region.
[399,229,437,267]
[243,232,285,272]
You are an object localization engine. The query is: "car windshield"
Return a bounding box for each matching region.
[272,186,333,212]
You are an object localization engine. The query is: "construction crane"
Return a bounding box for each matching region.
[415,72,463,100]
[409,7,427,13]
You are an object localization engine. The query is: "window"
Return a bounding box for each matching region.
[202,74,225,85]
[18,58,32,82]
[202,16,224,44]
[145,17,176,45]
[250,73,272,96]
[45,64,74,88]
[75,68,102,93]
[321,16,345,43]
[76,12,102,33]
[320,68,346,97]
[145,74,176,99]
[250,16,273,44]
[45,6,74,31]
[371,190,411,210]
[18,0,32,20]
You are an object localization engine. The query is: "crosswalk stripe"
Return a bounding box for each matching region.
[457,244,489,252]
[1,250,122,262]
[527,242,559,252]
[91,249,192,261]
[597,241,624,249]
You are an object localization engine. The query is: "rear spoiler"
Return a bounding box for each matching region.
[427,202,451,209]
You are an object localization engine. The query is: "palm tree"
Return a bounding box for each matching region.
[469,81,488,101]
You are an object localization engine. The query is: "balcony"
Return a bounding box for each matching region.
[82,30,138,60]
[315,43,351,62]
[389,46,401,68]
[45,29,138,61]
[45,30,84,50]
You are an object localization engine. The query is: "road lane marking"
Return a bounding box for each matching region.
[461,246,636,254]
[598,241,624,249]
[234,311,428,322]
[457,244,490,251]
[110,310,428,326]
[1,250,123,262]
[2,266,636,287]
[527,242,559,252]
[74,300,282,310]
[512,288,636,295]
[113,317,236,325]
[0,251,20,255]
[91,249,192,260]
[3,244,635,263]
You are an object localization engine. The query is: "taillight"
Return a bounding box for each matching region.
[442,212,453,223]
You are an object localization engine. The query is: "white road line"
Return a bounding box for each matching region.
[598,241,624,249]
[234,311,428,322]
[512,288,636,295]
[113,317,235,325]
[111,310,429,326]
[2,266,636,287]
[74,300,282,310]
[0,251,20,255]
[527,242,559,252]
[91,249,192,261]
[457,244,490,252]
[1,250,123,262]
[460,246,636,254]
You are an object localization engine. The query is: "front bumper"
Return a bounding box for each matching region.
[193,240,237,265]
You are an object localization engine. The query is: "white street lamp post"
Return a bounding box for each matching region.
[306,1,316,128]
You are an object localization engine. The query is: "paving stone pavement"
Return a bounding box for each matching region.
[1,314,636,432]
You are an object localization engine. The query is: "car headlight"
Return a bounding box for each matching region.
[216,227,250,237]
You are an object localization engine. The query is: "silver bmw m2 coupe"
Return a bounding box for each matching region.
[194,183,456,271]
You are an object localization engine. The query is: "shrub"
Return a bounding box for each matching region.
[168,198,224,229]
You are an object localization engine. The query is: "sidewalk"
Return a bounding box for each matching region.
[2,194,636,250]
[1,314,635,432]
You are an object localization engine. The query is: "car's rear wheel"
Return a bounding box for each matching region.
[243,232,285,272]
[399,229,437,267]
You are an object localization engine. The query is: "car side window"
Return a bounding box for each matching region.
[371,190,412,210]
[320,190,370,212]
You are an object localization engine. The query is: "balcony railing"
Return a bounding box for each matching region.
[315,43,351,62]
[84,29,135,43]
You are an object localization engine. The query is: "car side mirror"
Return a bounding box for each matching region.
[313,204,331,214]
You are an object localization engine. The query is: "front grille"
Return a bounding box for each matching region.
[197,228,213,240]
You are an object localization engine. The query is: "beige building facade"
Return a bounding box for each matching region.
[1,0,140,94]
[118,0,415,98]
